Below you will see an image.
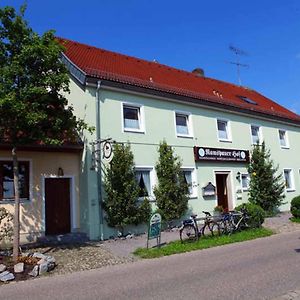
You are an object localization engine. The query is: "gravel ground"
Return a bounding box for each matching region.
[16,211,300,278]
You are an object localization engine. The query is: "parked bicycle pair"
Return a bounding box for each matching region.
[179,207,249,242]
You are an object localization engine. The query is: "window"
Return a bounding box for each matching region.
[135,169,152,198]
[237,95,257,105]
[251,125,261,144]
[241,174,250,190]
[0,161,29,201]
[182,168,197,197]
[217,119,231,141]
[123,104,144,132]
[283,169,294,191]
[175,112,192,137]
[279,130,289,148]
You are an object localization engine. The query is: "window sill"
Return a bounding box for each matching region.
[176,134,193,139]
[124,128,145,134]
[280,146,290,149]
[0,199,30,204]
[188,195,198,199]
[286,189,295,192]
[218,139,232,143]
[242,188,249,192]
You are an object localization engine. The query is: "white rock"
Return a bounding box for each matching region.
[32,252,47,260]
[28,265,39,277]
[39,262,48,275]
[0,264,6,272]
[0,272,15,282]
[14,262,24,273]
[45,256,55,264]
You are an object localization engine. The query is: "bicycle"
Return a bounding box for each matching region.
[179,211,220,242]
[219,207,249,235]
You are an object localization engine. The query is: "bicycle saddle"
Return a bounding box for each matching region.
[191,214,197,218]
[202,211,212,216]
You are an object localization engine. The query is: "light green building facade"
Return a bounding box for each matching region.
[66,76,300,240]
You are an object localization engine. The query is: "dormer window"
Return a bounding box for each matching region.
[237,95,257,105]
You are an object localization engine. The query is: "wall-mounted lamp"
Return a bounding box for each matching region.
[236,171,241,181]
[58,167,64,177]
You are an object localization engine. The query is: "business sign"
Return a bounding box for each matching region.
[148,213,162,240]
[194,146,249,163]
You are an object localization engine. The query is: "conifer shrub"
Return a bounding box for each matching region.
[291,196,300,218]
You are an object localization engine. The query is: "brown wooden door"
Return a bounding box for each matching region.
[45,178,71,235]
[216,174,228,210]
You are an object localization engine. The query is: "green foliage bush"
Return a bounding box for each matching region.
[235,203,265,228]
[290,196,300,218]
[0,207,13,245]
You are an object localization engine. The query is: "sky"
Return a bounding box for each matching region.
[2,0,300,113]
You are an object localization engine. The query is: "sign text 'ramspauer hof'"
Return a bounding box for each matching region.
[194,146,250,163]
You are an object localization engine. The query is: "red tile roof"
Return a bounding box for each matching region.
[58,37,300,123]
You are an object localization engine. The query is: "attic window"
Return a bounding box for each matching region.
[237,95,257,105]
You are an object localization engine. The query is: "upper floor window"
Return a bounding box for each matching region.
[278,130,289,148]
[175,112,192,137]
[251,125,261,144]
[122,103,144,132]
[217,119,231,142]
[0,161,29,201]
[283,169,294,191]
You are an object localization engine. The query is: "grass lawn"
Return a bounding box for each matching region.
[290,217,300,223]
[134,228,273,259]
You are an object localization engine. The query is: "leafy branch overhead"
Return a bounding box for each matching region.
[0,5,92,146]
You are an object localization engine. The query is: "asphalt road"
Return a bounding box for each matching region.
[1,231,300,300]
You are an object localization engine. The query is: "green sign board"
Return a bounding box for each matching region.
[147,213,162,248]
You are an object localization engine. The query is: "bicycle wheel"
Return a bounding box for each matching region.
[180,224,197,242]
[219,219,233,235]
[209,221,221,236]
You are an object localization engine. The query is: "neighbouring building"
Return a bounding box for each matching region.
[0,144,82,244]
[9,37,299,242]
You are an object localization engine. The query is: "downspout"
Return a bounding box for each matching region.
[96,80,104,240]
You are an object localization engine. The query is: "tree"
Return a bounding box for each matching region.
[0,5,89,261]
[154,140,189,223]
[247,141,285,214]
[103,143,151,235]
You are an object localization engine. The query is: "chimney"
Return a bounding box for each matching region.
[192,68,205,77]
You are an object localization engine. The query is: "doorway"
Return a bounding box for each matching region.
[45,178,71,235]
[215,172,230,211]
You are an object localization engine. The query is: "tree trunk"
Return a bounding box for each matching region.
[12,147,20,262]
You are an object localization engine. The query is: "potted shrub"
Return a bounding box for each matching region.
[213,205,224,216]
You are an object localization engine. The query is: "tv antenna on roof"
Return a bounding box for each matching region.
[228,44,249,86]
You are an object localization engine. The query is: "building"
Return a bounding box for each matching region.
[59,38,300,240]
[0,144,82,244]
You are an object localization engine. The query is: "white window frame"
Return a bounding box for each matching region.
[278,129,289,149]
[121,102,145,133]
[181,167,197,198]
[241,173,250,191]
[135,166,155,201]
[283,168,295,192]
[216,118,232,142]
[250,124,262,145]
[174,110,193,138]
[0,157,32,203]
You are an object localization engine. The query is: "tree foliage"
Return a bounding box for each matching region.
[154,140,189,222]
[247,142,285,213]
[103,143,151,234]
[0,5,90,260]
